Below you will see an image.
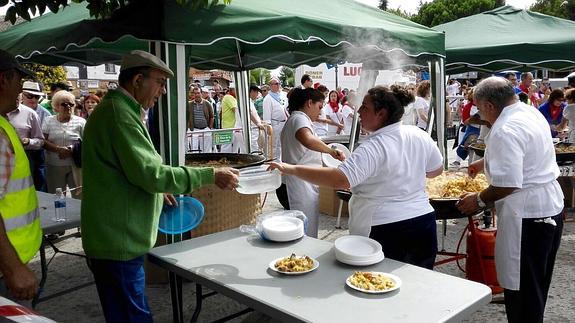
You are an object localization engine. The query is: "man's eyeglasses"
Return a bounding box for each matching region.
[270,82,280,86]
[146,76,167,87]
[23,93,41,100]
[60,102,75,108]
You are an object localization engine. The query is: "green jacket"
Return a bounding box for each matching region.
[81,89,214,261]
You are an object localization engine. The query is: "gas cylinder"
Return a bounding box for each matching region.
[466,210,503,294]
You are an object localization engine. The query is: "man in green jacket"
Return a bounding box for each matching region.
[81,50,239,323]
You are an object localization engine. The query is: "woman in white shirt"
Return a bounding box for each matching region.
[281,88,344,238]
[340,95,356,134]
[414,81,431,130]
[43,91,86,198]
[323,90,344,136]
[561,88,575,142]
[270,85,443,269]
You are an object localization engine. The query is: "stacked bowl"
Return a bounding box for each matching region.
[334,235,385,266]
[261,216,305,242]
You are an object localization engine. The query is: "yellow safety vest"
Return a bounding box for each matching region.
[0,116,42,263]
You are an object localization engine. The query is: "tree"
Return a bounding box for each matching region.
[412,0,505,27]
[2,0,231,24]
[378,0,388,11]
[278,67,294,88]
[22,63,68,90]
[249,68,271,86]
[530,0,575,20]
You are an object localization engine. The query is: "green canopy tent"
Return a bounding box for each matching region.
[0,0,447,167]
[434,6,575,74]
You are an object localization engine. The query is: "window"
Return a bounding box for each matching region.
[104,63,116,74]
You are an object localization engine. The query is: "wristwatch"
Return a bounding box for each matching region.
[476,193,486,209]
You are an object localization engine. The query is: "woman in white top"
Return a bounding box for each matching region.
[561,88,575,142]
[312,85,343,137]
[270,85,444,269]
[323,90,344,136]
[414,80,431,130]
[280,88,344,238]
[43,91,86,198]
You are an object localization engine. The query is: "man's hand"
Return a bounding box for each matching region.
[57,146,72,159]
[163,193,178,207]
[468,159,485,178]
[21,138,30,146]
[214,167,239,190]
[457,192,481,215]
[3,264,38,300]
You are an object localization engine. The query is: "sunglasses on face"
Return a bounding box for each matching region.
[60,102,75,108]
[23,93,40,100]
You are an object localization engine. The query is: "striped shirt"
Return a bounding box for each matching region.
[0,129,15,199]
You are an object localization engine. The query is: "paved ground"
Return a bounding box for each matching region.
[27,141,575,322]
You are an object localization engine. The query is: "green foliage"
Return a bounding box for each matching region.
[22,63,67,90]
[278,67,294,88]
[386,7,413,20]
[249,68,271,86]
[412,0,505,27]
[530,0,575,20]
[3,0,232,24]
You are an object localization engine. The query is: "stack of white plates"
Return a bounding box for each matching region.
[334,235,385,266]
[261,216,304,242]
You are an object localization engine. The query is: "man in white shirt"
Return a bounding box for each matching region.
[458,76,563,323]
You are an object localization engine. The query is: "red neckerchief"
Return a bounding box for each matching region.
[550,103,562,121]
[329,101,339,113]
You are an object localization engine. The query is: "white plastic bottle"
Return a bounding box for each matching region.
[54,187,67,222]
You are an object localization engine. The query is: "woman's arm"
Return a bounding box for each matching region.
[268,162,350,189]
[295,128,344,160]
[43,134,72,159]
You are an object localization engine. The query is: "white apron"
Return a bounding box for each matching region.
[347,194,374,237]
[285,136,321,238]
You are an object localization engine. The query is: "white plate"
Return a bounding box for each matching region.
[268,256,319,275]
[265,229,304,242]
[336,251,385,266]
[322,143,351,168]
[346,272,401,294]
[262,216,303,233]
[334,235,382,259]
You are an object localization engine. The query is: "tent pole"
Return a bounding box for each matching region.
[241,70,252,153]
[430,58,447,168]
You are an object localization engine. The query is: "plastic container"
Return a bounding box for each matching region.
[159,196,205,234]
[53,187,67,222]
[239,210,308,242]
[236,166,281,195]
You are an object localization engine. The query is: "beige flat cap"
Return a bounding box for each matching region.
[121,50,174,78]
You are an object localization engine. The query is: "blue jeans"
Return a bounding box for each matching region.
[369,211,438,269]
[87,256,153,323]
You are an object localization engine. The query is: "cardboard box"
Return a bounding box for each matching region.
[319,186,349,217]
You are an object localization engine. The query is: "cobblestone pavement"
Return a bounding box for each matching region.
[28,140,575,322]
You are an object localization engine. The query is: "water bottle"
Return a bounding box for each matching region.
[54,187,67,222]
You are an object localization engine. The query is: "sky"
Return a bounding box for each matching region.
[355,0,537,14]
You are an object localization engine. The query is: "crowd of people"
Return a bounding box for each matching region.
[0,45,570,323]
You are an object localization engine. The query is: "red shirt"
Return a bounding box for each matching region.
[461,102,473,122]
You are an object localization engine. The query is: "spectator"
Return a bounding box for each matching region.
[517,72,539,108]
[323,90,344,135]
[561,88,575,142]
[82,94,100,119]
[262,77,288,160]
[220,87,244,153]
[505,72,518,88]
[42,91,85,198]
[301,74,313,89]
[538,88,566,137]
[415,81,431,130]
[188,86,214,152]
[40,82,69,115]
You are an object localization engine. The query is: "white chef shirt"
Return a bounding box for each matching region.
[281,111,321,166]
[338,122,443,226]
[485,101,563,218]
[262,93,288,124]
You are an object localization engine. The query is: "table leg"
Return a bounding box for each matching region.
[32,237,48,308]
[191,284,203,323]
[169,272,183,323]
